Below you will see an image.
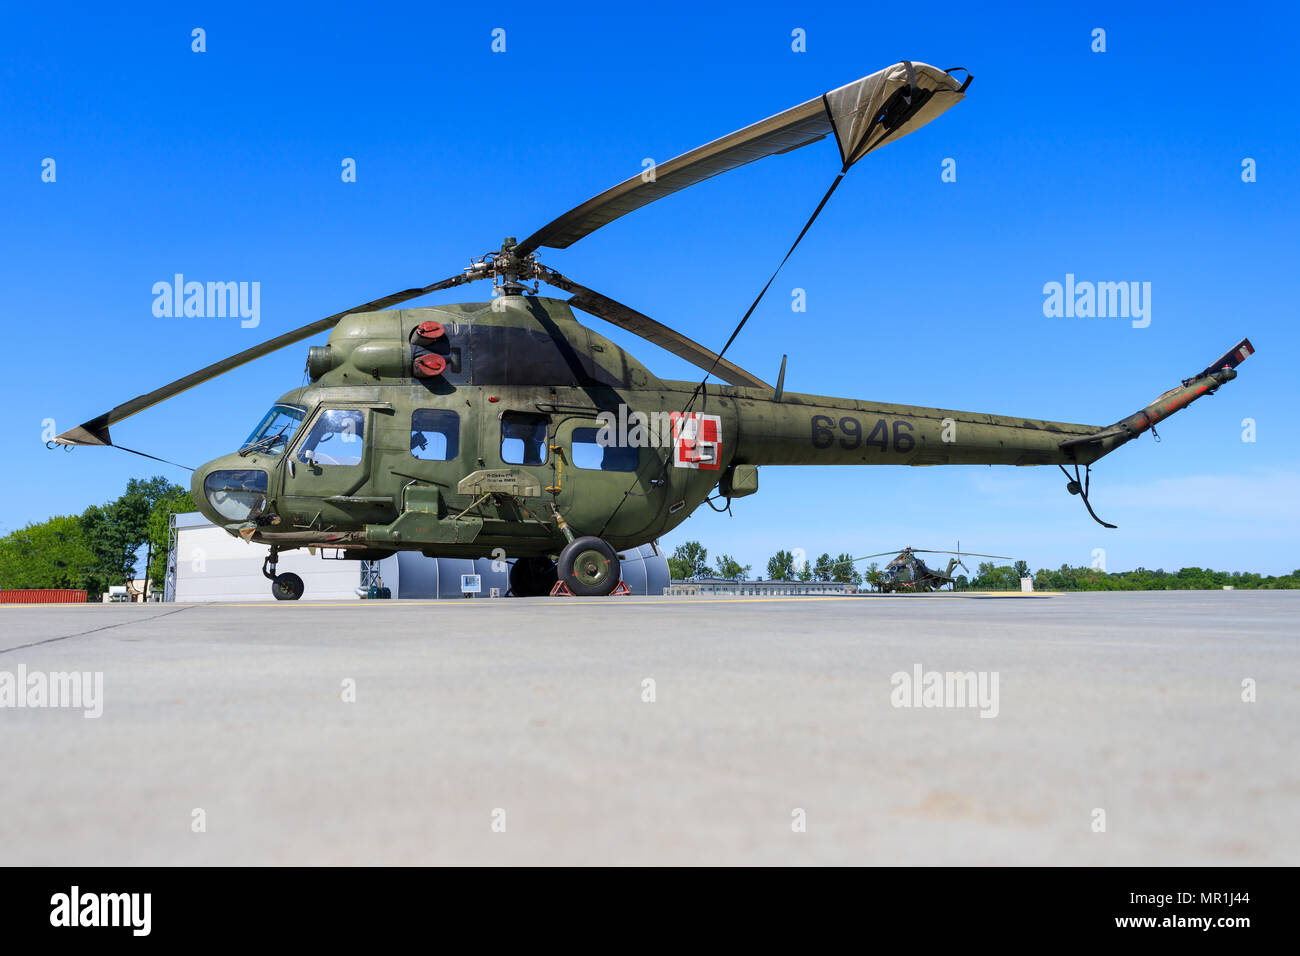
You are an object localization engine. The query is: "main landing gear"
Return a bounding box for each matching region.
[556,536,621,597]
[509,536,624,597]
[263,548,305,601]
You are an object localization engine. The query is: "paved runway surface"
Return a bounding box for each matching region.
[1,592,1295,865]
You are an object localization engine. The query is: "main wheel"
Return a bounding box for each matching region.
[509,556,558,597]
[557,536,621,597]
[272,572,305,601]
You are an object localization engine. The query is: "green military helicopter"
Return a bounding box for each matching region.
[52,60,1254,600]
[857,546,1010,593]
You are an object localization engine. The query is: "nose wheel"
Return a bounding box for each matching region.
[263,548,306,601]
[271,572,305,601]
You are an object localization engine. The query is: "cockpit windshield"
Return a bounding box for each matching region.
[240,404,306,456]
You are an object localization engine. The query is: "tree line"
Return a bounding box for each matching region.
[668,542,1299,591]
[1029,565,1300,591]
[0,476,193,600]
[952,561,1299,591]
[669,542,863,585]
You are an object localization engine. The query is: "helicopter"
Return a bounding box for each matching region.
[855,546,1011,593]
[51,60,1254,600]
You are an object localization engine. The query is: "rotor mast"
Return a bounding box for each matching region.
[472,236,540,298]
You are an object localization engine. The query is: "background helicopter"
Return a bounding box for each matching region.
[51,60,1253,601]
[855,545,1011,593]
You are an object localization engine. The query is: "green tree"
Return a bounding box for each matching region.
[668,541,709,580]
[0,516,97,592]
[714,554,751,581]
[1013,560,1030,580]
[78,504,123,599]
[80,476,188,598]
[1021,565,1300,592]
[830,553,863,585]
[796,560,814,581]
[147,487,196,588]
[972,561,1019,590]
[812,552,834,581]
[767,549,795,581]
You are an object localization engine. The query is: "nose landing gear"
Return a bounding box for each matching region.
[271,573,305,601]
[263,548,305,601]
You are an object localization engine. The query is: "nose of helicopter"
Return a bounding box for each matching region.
[191,454,271,528]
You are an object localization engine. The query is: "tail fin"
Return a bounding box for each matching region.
[1059,337,1254,460]
[1191,337,1255,381]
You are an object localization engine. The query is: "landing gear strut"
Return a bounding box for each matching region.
[263,547,305,601]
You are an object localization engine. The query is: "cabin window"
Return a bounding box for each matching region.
[296,409,365,466]
[570,427,638,472]
[501,412,548,465]
[410,409,460,461]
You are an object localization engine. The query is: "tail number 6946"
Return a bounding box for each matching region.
[811,416,914,452]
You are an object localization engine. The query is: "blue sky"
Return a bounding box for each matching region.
[2,1,1297,575]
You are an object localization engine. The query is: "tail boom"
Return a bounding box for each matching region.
[715,337,1252,470]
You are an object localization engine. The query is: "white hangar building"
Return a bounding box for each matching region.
[163,512,670,601]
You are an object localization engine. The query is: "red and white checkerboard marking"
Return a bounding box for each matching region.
[671,413,721,471]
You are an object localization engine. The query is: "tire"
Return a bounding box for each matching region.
[557,536,620,597]
[510,556,558,597]
[272,572,305,601]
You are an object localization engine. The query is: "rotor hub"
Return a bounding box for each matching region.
[465,237,542,297]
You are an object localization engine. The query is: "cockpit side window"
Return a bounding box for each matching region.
[296,409,366,466]
[501,412,548,465]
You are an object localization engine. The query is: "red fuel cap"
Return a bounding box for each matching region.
[413,353,447,377]
[413,320,446,343]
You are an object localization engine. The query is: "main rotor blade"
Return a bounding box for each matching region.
[54,272,476,446]
[538,266,771,390]
[516,60,969,256]
[913,550,1012,559]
